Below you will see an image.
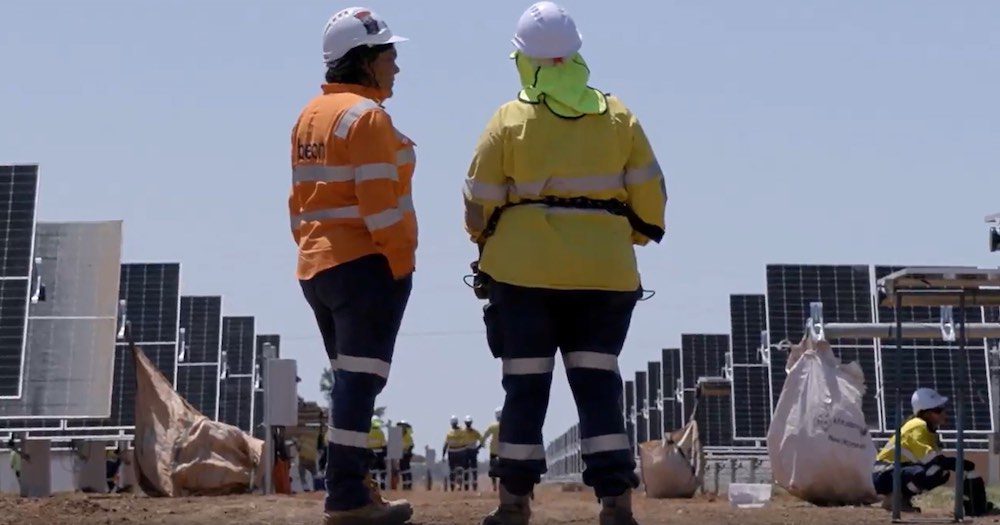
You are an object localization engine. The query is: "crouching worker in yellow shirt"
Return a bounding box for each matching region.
[873,388,996,515]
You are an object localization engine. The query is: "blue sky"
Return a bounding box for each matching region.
[2,1,998,451]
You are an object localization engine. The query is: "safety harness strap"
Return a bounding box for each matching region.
[480,196,664,243]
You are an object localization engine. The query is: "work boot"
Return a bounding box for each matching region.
[481,485,531,525]
[599,490,639,525]
[323,475,413,525]
[881,495,921,513]
[323,502,412,525]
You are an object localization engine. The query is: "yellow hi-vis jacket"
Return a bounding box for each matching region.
[368,427,387,450]
[464,96,666,291]
[877,416,942,465]
[482,422,500,455]
[402,427,414,451]
[444,428,471,454]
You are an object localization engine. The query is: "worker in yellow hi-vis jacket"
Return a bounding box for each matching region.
[481,407,502,491]
[464,3,665,523]
[873,388,997,516]
[367,417,388,490]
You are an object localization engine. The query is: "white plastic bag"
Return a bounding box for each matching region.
[767,336,878,506]
[640,420,703,498]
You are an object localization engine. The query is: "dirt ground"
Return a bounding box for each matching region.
[0,485,987,525]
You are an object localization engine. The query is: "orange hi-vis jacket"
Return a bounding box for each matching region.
[290,83,417,280]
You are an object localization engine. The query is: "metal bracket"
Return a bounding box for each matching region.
[722,352,734,380]
[808,302,825,341]
[177,327,188,362]
[116,300,127,340]
[757,331,770,364]
[940,306,957,342]
[30,257,45,304]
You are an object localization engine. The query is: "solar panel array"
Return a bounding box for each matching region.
[611,262,995,456]
[0,165,283,445]
[0,165,39,398]
[875,265,992,433]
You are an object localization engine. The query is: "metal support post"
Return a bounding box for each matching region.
[713,462,721,495]
[955,295,967,522]
[892,291,903,522]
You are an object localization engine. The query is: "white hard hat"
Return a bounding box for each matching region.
[912,388,949,415]
[495,406,502,419]
[512,1,582,59]
[323,7,408,65]
[450,415,459,425]
[465,415,474,423]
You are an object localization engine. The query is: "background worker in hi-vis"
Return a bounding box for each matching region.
[463,2,667,524]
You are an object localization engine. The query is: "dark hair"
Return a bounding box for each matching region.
[325,44,394,86]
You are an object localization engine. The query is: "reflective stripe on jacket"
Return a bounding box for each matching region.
[290,83,417,280]
[464,95,665,291]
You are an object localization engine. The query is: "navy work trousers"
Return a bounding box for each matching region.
[484,281,641,498]
[300,254,411,511]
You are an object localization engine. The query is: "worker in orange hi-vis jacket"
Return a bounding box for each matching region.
[289,6,416,525]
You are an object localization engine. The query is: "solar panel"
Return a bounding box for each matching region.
[218,317,255,433]
[766,264,880,429]
[0,165,39,398]
[647,361,663,441]
[68,263,181,430]
[0,222,122,420]
[177,296,222,419]
[680,334,729,390]
[120,263,182,348]
[730,295,766,364]
[696,378,734,448]
[634,370,648,444]
[176,364,218,418]
[223,317,255,375]
[875,265,993,433]
[731,365,770,441]
[178,296,222,364]
[624,380,636,454]
[660,348,683,431]
[252,334,280,438]
[219,377,253,433]
[728,294,770,441]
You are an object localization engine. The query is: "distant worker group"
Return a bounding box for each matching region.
[441,410,502,492]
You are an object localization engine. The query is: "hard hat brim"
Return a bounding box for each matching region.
[372,33,408,46]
